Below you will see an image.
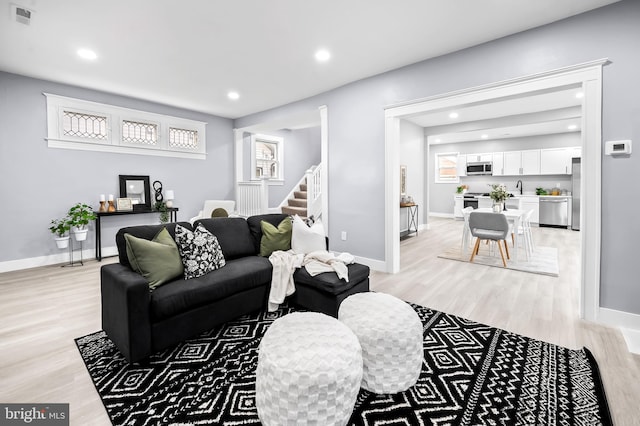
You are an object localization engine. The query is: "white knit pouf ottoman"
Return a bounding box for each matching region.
[338,292,423,394]
[255,312,363,426]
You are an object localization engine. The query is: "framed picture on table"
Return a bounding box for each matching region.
[116,198,133,211]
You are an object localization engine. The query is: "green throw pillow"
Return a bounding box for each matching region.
[125,228,184,290]
[260,218,292,257]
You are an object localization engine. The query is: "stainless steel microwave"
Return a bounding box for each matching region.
[466,162,492,175]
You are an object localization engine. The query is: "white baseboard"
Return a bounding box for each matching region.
[429,212,454,218]
[353,255,386,272]
[0,246,119,273]
[598,307,640,354]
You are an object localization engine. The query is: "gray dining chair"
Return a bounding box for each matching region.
[468,211,511,267]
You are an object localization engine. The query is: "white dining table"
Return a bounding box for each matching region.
[475,208,526,261]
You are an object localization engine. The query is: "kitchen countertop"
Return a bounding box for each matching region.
[455,194,572,198]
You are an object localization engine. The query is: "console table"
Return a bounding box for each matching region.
[95,208,178,261]
[400,203,418,237]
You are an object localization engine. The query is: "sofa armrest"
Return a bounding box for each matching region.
[101,263,152,363]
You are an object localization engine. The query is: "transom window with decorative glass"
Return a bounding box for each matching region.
[45,93,207,160]
[251,134,284,180]
[435,152,460,183]
[122,120,158,146]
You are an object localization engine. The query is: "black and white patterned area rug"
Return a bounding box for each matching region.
[75,304,612,425]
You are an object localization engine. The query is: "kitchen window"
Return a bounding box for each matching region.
[435,152,460,183]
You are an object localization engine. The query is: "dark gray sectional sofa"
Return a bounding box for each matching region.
[101,213,370,363]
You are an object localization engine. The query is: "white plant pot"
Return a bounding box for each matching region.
[73,228,88,241]
[54,236,70,249]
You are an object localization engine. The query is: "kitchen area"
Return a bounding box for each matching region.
[451,146,581,230]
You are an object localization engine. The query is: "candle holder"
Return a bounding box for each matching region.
[107,200,116,212]
[99,200,107,212]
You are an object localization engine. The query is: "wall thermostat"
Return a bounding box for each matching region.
[605,140,632,156]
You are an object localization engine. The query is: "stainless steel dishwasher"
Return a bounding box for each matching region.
[539,197,568,227]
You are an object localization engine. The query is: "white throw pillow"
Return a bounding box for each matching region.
[291,215,326,254]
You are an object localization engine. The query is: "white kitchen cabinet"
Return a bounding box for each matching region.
[505,197,521,210]
[520,196,539,224]
[503,150,540,175]
[569,146,582,159]
[467,153,492,163]
[454,195,463,219]
[457,154,467,177]
[540,148,570,174]
[503,151,521,175]
[478,197,493,209]
[492,152,504,176]
[521,150,540,175]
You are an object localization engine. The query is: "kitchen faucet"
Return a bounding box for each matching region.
[516,180,523,195]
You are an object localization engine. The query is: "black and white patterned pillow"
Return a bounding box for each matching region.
[174,224,226,279]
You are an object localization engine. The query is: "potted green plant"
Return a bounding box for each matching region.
[49,217,71,249]
[68,202,97,241]
[154,201,169,224]
[489,184,509,212]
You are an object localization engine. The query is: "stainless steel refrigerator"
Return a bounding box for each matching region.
[571,157,580,231]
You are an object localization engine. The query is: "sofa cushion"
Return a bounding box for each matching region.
[116,222,193,269]
[247,213,289,254]
[149,256,272,320]
[124,228,184,290]
[293,263,370,295]
[175,224,226,279]
[194,217,256,260]
[259,218,292,257]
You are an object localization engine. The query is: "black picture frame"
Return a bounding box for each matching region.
[119,175,151,211]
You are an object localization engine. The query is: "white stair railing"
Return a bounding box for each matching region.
[276,164,323,220]
[236,179,269,217]
[305,165,322,221]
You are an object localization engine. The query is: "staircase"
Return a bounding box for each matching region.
[282,181,308,218]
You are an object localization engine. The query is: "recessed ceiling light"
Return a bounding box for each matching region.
[315,49,331,62]
[227,91,240,100]
[481,134,489,139]
[449,112,459,119]
[568,124,578,130]
[435,138,442,143]
[575,92,584,99]
[77,48,97,60]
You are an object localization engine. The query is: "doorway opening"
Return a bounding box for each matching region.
[384,60,606,321]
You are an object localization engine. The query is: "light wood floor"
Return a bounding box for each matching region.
[1,217,638,425]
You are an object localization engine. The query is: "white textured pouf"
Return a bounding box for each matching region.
[255,312,363,426]
[339,292,423,394]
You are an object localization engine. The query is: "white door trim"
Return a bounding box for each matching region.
[384,59,607,322]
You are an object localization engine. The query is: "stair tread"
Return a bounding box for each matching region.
[288,198,307,207]
[282,206,307,217]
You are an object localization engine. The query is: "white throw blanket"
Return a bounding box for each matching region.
[302,250,355,281]
[267,250,355,311]
[267,251,302,312]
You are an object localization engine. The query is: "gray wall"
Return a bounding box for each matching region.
[0,71,233,263]
[429,133,580,214]
[235,0,640,315]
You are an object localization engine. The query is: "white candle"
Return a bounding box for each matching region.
[108,194,114,201]
[100,194,105,202]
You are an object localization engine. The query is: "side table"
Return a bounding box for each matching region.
[400,203,418,236]
[95,207,178,261]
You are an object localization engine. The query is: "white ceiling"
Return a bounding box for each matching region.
[0,0,619,119]
[408,86,585,144]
